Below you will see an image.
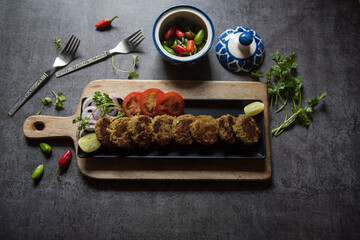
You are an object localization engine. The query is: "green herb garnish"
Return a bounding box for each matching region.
[112,55,139,79]
[53,37,61,50]
[73,91,125,130]
[51,90,66,109]
[37,97,52,115]
[271,92,327,136]
[252,51,326,136]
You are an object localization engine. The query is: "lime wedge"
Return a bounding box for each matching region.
[244,101,264,116]
[78,133,101,153]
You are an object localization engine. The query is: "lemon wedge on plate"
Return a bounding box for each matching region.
[244,101,264,116]
[78,133,101,153]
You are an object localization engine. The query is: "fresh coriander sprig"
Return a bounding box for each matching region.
[51,90,66,109]
[73,91,125,130]
[251,51,326,136]
[37,97,52,115]
[53,37,61,50]
[112,55,139,79]
[272,92,327,136]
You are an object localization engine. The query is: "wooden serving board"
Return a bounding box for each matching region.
[22,79,271,180]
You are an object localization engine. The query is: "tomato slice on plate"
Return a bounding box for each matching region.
[122,92,142,117]
[156,92,185,116]
[140,88,165,117]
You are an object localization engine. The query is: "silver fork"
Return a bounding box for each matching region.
[55,30,144,78]
[8,35,80,117]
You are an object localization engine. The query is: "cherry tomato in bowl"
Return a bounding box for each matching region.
[122,92,142,117]
[155,92,185,116]
[140,88,165,117]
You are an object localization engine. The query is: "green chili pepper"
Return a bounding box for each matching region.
[31,164,44,181]
[193,44,198,54]
[162,37,175,47]
[172,38,182,48]
[163,45,175,55]
[194,29,205,45]
[197,41,206,51]
[39,142,52,153]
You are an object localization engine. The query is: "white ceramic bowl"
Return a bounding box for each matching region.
[152,5,214,67]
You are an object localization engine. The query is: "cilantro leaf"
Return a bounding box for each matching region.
[250,70,264,77]
[51,90,66,109]
[54,37,61,50]
[132,55,139,65]
[128,71,139,79]
[259,51,327,136]
[272,52,280,62]
[117,111,126,118]
[42,97,52,105]
[308,92,327,107]
[299,110,310,127]
[74,91,126,130]
[37,97,52,115]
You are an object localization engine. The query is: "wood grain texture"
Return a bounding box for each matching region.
[22,79,272,180]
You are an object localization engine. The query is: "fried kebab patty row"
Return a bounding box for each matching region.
[94,114,261,149]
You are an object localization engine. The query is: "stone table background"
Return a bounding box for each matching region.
[0,0,359,239]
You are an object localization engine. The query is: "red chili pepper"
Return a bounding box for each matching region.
[164,26,175,40]
[186,40,194,53]
[174,44,188,55]
[56,150,72,178]
[175,29,185,39]
[95,16,118,28]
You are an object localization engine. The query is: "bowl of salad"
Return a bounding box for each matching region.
[152,5,214,67]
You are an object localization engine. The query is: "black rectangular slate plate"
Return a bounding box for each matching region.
[78,99,266,159]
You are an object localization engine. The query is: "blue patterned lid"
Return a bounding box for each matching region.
[215,26,264,73]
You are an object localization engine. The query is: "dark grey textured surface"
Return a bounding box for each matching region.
[1,0,359,239]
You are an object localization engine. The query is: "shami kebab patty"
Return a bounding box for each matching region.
[189,115,218,145]
[172,114,196,145]
[94,116,114,147]
[127,115,152,148]
[150,115,175,146]
[108,117,134,149]
[217,114,237,144]
[232,114,261,145]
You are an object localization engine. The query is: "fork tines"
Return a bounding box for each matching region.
[62,35,80,57]
[128,30,145,49]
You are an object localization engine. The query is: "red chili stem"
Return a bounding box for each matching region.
[56,167,61,178]
[108,16,118,23]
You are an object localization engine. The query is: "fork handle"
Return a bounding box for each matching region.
[55,51,111,78]
[8,68,54,117]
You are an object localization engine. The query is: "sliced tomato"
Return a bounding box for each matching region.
[140,88,165,117]
[122,92,142,117]
[155,92,185,116]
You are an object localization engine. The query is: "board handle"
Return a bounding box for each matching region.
[22,115,77,139]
